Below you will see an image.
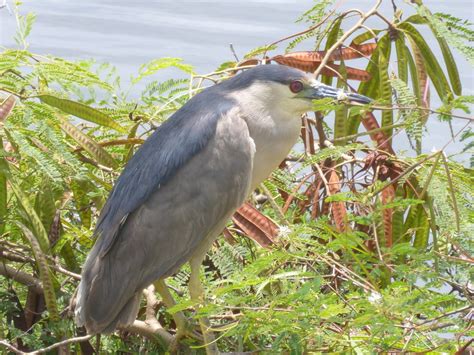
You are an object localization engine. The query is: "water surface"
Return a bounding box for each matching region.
[1,0,472,157]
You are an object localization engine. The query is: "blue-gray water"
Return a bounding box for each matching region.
[0,0,472,158]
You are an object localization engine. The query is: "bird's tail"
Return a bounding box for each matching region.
[74,248,141,334]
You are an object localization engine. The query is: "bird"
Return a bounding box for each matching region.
[75,64,371,348]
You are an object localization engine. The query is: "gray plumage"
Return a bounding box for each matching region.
[75,64,371,334]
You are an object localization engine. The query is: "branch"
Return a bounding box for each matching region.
[0,335,94,354]
[313,0,383,78]
[0,263,43,294]
[333,123,405,143]
[124,320,174,347]
[1,248,81,280]
[371,104,474,122]
[121,285,174,347]
[263,9,337,57]
[416,305,473,327]
[0,340,21,354]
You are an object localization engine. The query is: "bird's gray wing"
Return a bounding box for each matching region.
[94,88,235,256]
[77,108,255,333]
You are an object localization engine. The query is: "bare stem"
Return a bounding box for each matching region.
[313,0,383,78]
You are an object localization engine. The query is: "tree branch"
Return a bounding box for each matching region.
[0,335,94,354]
[124,320,174,348]
[0,263,43,294]
[121,285,174,347]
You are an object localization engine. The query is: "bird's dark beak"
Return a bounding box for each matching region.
[306,82,372,104]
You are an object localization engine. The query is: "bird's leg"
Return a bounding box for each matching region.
[154,279,202,351]
[189,257,219,355]
[154,279,188,333]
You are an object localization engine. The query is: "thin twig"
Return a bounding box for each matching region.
[229,43,239,62]
[259,183,288,225]
[371,151,440,196]
[371,221,385,263]
[313,0,383,78]
[416,305,472,327]
[374,11,394,26]
[1,246,81,280]
[333,123,405,142]
[371,104,474,122]
[30,335,94,354]
[263,9,337,58]
[441,153,461,233]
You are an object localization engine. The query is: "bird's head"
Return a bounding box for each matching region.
[225,64,372,116]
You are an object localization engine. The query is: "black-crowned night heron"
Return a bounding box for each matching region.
[75,64,370,351]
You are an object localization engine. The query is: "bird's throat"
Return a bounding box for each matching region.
[245,111,301,189]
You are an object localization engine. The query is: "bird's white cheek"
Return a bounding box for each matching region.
[277,96,313,116]
[294,97,314,114]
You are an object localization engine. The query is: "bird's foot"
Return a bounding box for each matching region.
[168,322,203,354]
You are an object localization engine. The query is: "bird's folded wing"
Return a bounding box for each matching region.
[77,109,255,332]
[94,90,238,255]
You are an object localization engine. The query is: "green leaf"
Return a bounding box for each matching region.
[358,34,383,97]
[334,61,348,145]
[0,138,8,236]
[70,178,92,229]
[399,22,453,102]
[60,118,118,168]
[406,12,462,95]
[436,35,462,95]
[390,77,422,141]
[378,37,393,143]
[14,13,36,48]
[406,46,421,107]
[432,12,474,65]
[395,33,408,83]
[63,243,80,272]
[245,44,277,59]
[403,14,427,25]
[167,299,200,314]
[38,94,126,133]
[55,237,79,273]
[9,181,51,253]
[133,57,194,84]
[124,121,140,163]
[351,29,382,45]
[320,303,350,319]
[403,204,430,249]
[322,17,343,86]
[17,223,59,321]
[34,179,57,234]
[413,205,430,249]
[311,97,340,113]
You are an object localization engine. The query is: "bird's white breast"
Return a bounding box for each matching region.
[228,82,303,190]
[247,112,300,189]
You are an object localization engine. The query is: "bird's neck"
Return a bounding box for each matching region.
[240,103,301,190]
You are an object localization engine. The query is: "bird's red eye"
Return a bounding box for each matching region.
[289,80,304,93]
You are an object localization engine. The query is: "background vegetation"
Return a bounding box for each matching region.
[0,0,472,353]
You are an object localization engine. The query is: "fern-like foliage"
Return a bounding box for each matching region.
[418,7,474,65]
[286,0,336,52]
[390,77,423,142]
